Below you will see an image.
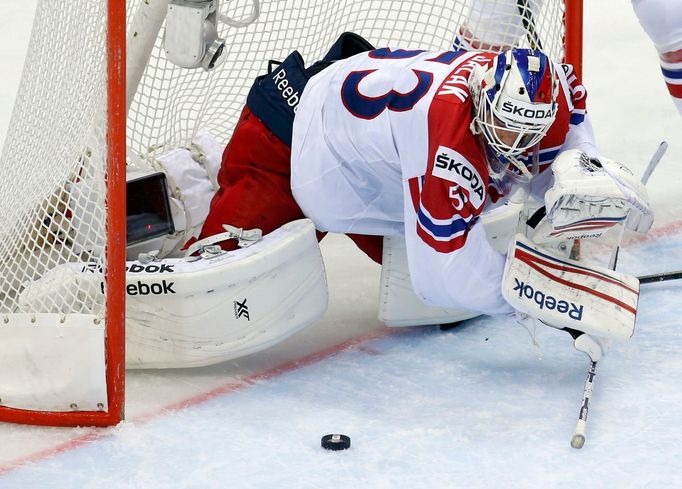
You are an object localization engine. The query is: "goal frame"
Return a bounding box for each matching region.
[0,0,126,427]
[564,0,584,78]
[0,0,581,428]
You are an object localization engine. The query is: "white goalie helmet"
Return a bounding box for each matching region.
[470,48,560,183]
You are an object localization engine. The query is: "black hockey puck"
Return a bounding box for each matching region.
[321,433,351,451]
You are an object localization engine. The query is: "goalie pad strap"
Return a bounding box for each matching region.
[184,225,263,256]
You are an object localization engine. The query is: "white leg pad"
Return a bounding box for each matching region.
[16,219,328,369]
[124,219,328,368]
[378,199,523,327]
[379,236,479,327]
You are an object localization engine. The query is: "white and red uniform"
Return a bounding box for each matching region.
[632,0,682,116]
[292,49,597,314]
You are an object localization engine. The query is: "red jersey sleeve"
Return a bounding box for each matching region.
[408,95,489,253]
[560,63,588,126]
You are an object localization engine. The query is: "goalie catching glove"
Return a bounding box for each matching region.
[544,150,654,235]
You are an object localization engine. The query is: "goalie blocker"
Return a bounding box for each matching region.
[502,234,640,339]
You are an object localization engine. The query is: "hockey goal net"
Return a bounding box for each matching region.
[0,0,580,426]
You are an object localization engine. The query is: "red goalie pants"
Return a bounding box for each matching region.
[197,107,384,264]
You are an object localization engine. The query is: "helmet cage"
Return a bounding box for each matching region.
[471,49,559,181]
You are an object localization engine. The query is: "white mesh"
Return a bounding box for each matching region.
[127,0,567,157]
[0,0,567,317]
[0,0,108,315]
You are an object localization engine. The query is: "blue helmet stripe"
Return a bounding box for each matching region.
[531,52,549,102]
[515,49,531,90]
[493,51,507,86]
[511,49,550,102]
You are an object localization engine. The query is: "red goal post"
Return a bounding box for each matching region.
[0,0,126,427]
[0,0,581,427]
[564,0,584,78]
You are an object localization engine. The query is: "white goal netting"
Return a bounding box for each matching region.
[128,0,568,159]
[0,1,109,315]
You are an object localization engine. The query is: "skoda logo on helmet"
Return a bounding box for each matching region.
[500,101,554,122]
[470,48,559,182]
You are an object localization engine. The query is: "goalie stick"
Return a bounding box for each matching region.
[615,142,674,287]
[639,270,682,284]
[608,141,668,270]
[517,0,544,51]
[570,141,668,449]
[570,360,597,449]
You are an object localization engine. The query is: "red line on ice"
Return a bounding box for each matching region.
[0,327,395,475]
[2,216,682,475]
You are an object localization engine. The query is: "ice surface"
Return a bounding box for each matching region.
[0,0,681,487]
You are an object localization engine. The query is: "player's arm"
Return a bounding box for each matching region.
[402,162,512,316]
[556,63,599,158]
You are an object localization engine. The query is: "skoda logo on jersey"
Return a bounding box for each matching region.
[432,145,484,208]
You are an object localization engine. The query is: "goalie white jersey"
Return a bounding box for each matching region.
[291,48,595,314]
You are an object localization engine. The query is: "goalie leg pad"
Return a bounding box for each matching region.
[125,219,328,368]
[502,234,640,339]
[378,198,525,326]
[379,236,479,327]
[18,219,328,368]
